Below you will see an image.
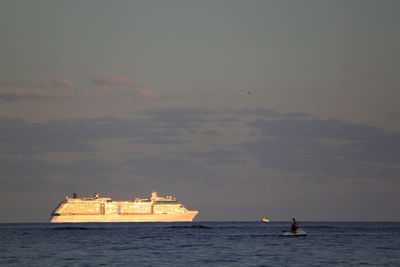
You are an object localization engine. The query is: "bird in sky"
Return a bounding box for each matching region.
[240,89,251,95]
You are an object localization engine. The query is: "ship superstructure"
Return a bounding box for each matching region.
[50,192,198,223]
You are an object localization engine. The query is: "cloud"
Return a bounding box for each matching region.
[121,155,212,183]
[50,77,74,88]
[242,117,400,179]
[0,116,184,155]
[1,108,400,192]
[0,77,74,101]
[0,78,74,89]
[0,79,45,88]
[227,108,281,117]
[388,112,400,120]
[247,118,381,140]
[93,75,145,88]
[1,107,400,223]
[0,75,156,102]
[227,108,314,119]
[142,108,220,129]
[126,136,183,145]
[90,86,157,101]
[0,88,68,102]
[136,88,157,99]
[171,149,246,165]
[0,156,123,192]
[201,130,219,135]
[91,75,157,101]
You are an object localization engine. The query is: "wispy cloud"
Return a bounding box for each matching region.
[0,79,45,88]
[0,77,74,101]
[91,75,157,101]
[0,88,68,101]
[93,75,145,88]
[0,75,157,102]
[50,77,74,88]
[0,78,74,88]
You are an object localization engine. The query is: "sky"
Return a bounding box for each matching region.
[0,0,399,222]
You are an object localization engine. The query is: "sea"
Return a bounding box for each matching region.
[0,221,399,266]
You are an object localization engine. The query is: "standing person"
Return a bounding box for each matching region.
[291,218,299,233]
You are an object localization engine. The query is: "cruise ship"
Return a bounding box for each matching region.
[50,192,198,223]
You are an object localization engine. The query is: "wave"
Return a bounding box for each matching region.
[167,224,211,229]
[304,225,337,229]
[51,226,107,231]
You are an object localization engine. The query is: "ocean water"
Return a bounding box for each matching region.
[0,222,399,266]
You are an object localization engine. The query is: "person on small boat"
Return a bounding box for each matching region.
[291,218,299,233]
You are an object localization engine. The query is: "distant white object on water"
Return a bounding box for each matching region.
[240,90,251,95]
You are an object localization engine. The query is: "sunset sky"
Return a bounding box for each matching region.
[1,0,399,222]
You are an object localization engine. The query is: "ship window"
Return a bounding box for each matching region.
[154,201,178,204]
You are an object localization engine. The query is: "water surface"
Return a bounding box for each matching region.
[0,222,399,266]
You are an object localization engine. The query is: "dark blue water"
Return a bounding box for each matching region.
[0,222,399,266]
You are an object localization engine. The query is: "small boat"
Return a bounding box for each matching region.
[280,229,307,237]
[261,217,270,222]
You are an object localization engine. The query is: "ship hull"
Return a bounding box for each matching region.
[50,211,199,223]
